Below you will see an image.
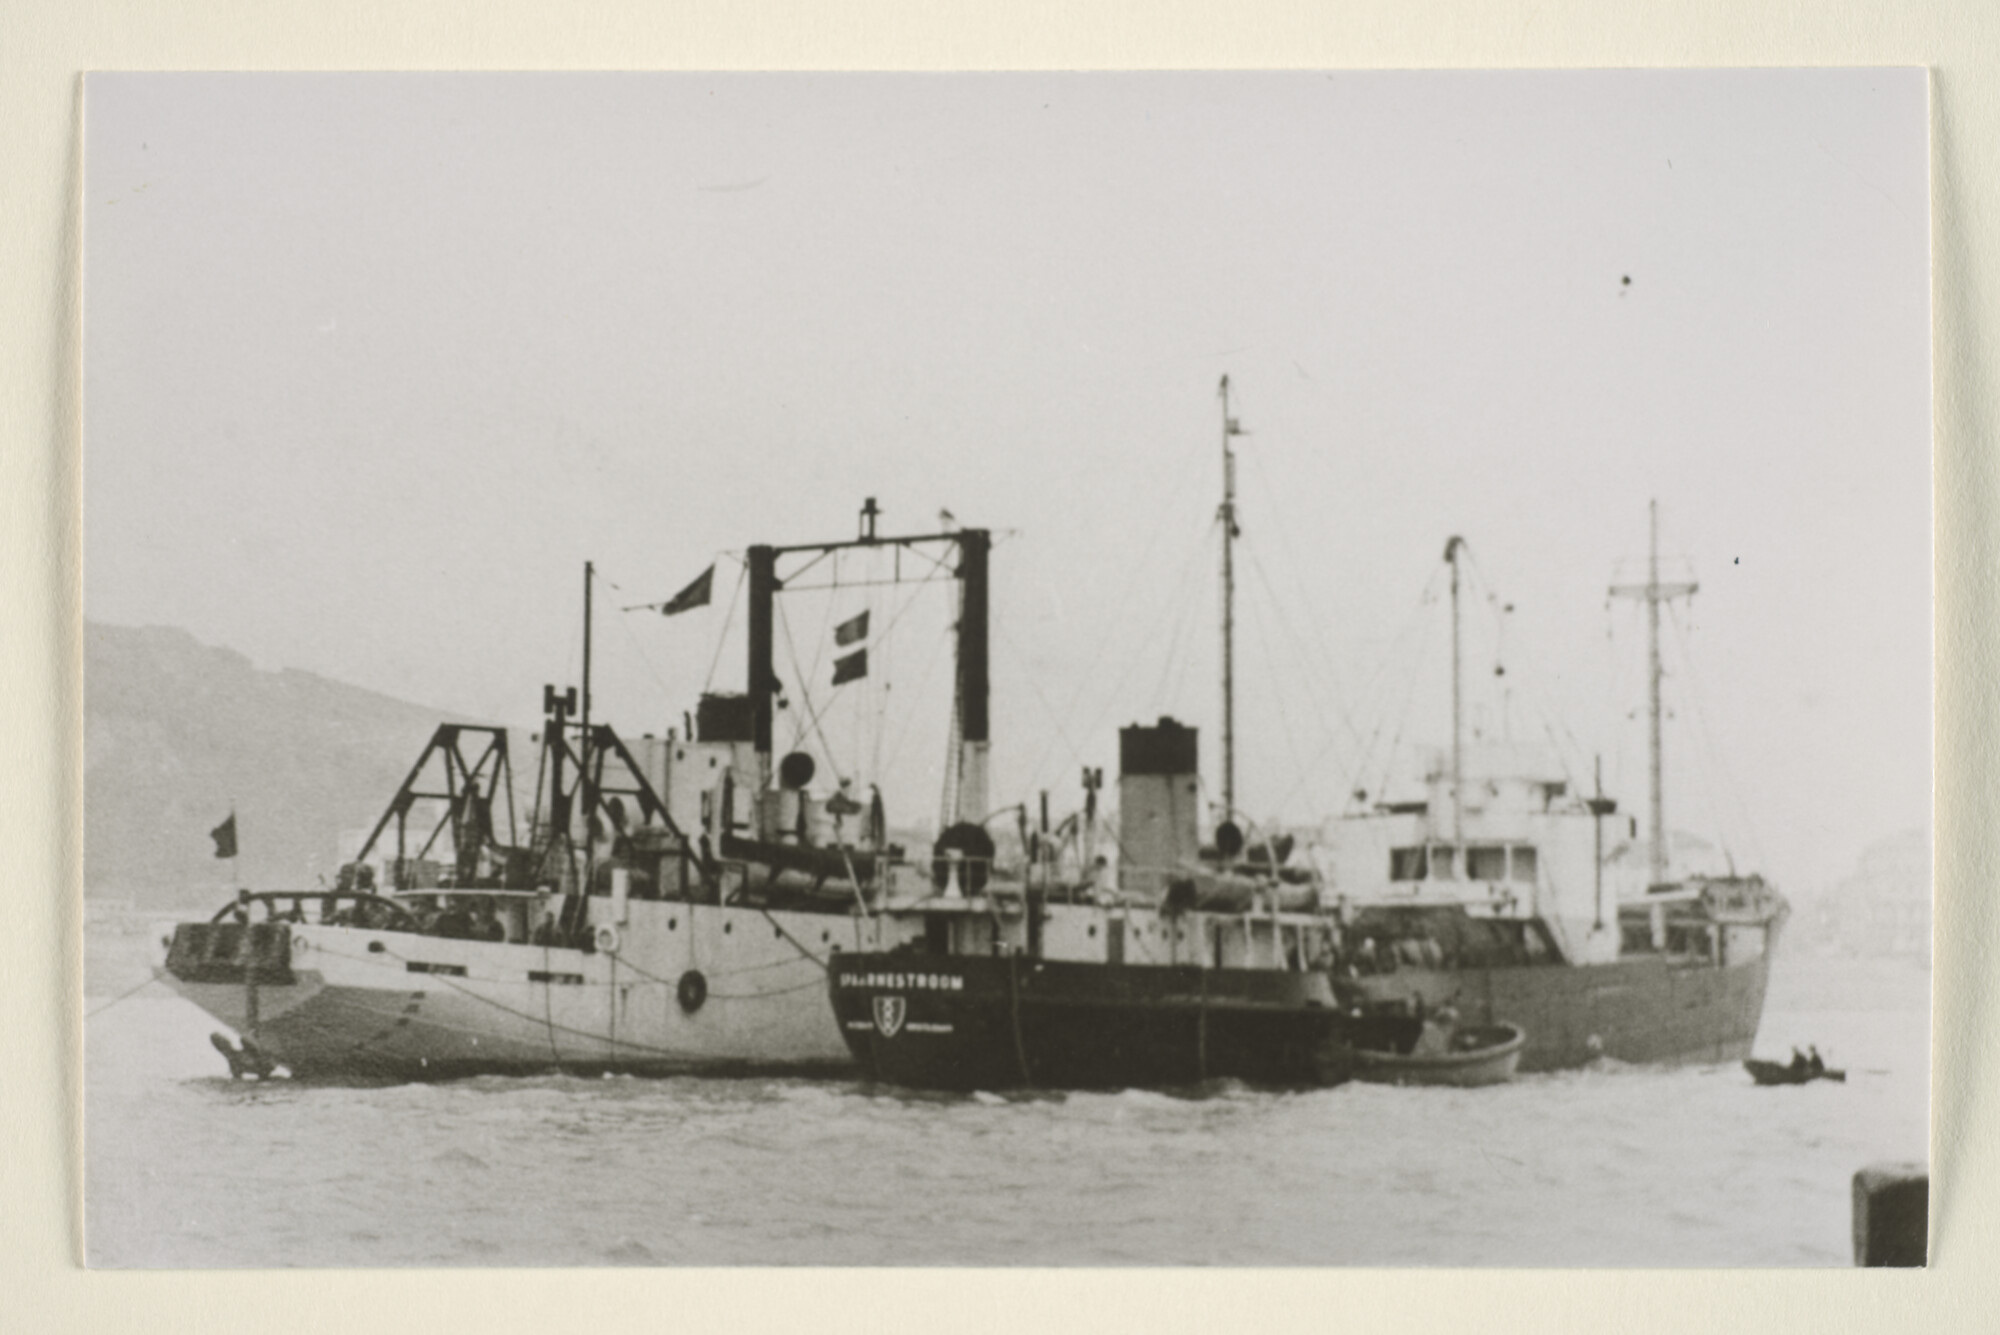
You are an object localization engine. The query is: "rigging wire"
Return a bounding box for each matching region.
[1144,525,1213,716]
[794,548,845,713]
[846,544,959,794]
[1237,448,1374,754]
[1666,598,1769,873]
[1453,546,1592,794]
[594,565,682,707]
[1346,562,1448,801]
[83,973,161,1020]
[988,615,1094,799]
[775,599,849,788]
[703,557,749,694]
[1236,533,1367,809]
[1238,563,1311,821]
[1368,597,1441,802]
[1269,562,1446,817]
[991,506,1217,796]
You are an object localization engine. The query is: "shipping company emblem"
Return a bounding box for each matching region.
[872,995,908,1038]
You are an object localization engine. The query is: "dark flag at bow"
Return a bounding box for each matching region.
[660,564,715,616]
[834,609,869,647]
[210,813,238,860]
[831,649,868,685]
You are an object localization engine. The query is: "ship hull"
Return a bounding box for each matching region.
[1346,947,1775,1072]
[156,900,883,1081]
[829,954,1404,1092]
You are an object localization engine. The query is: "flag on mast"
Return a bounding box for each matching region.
[834,610,869,646]
[660,565,715,616]
[832,649,867,685]
[210,813,238,860]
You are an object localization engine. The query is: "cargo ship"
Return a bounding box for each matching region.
[834,385,1787,1088]
[829,716,1413,1092]
[154,507,1000,1079]
[829,379,1413,1092]
[1318,510,1788,1071]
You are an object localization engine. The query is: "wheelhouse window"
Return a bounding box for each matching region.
[1510,846,1539,882]
[1430,846,1457,880]
[1390,846,1428,881]
[1466,846,1508,881]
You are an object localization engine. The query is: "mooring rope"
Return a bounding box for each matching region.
[83,973,163,1020]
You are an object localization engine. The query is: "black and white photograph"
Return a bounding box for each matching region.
[81,71,1930,1268]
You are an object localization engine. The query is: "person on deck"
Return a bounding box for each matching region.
[431,896,474,939]
[470,897,506,943]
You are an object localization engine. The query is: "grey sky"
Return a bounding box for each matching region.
[83,71,1929,892]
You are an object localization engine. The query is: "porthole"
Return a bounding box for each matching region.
[774,925,783,939]
[668,917,677,930]
[1088,925,1097,938]
[723,922,733,935]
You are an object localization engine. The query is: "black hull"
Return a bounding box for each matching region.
[829,955,1409,1092]
[1347,947,1777,1072]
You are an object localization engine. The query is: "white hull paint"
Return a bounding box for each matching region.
[161,898,898,1079]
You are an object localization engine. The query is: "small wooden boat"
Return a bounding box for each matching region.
[1353,1021,1525,1087]
[1744,1058,1846,1086]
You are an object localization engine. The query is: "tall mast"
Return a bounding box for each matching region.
[1217,375,1245,821]
[1610,500,1697,888]
[1444,536,1467,845]
[582,560,594,885]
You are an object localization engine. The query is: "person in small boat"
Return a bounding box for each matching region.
[1411,1001,1459,1058]
[1807,1046,1825,1076]
[1790,1047,1809,1073]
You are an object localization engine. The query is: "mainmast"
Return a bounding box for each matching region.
[1444,536,1467,845]
[1610,500,1697,888]
[581,560,595,884]
[1217,375,1246,821]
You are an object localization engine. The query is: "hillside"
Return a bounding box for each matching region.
[85,622,480,907]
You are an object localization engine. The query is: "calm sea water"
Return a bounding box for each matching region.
[84,924,1928,1267]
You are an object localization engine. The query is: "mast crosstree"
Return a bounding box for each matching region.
[1609,500,1698,889]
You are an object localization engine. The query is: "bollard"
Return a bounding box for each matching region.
[1852,1162,1927,1266]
